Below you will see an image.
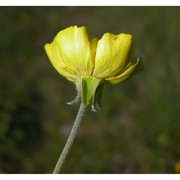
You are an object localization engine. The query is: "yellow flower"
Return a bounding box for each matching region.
[44,26,143,109]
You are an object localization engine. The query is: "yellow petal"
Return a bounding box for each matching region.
[106,58,143,84]
[55,26,97,76]
[93,33,133,79]
[44,41,76,82]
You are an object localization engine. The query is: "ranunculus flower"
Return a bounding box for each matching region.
[44,25,143,110]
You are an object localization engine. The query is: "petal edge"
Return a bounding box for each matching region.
[106,58,144,84]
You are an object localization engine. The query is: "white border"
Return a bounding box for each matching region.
[0,174,180,180]
[0,0,180,6]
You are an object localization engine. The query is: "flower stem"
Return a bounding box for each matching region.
[53,103,86,174]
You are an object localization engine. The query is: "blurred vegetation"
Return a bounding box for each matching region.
[0,7,180,174]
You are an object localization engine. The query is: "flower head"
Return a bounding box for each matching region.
[45,26,143,110]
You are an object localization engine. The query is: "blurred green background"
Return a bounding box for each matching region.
[0,6,180,174]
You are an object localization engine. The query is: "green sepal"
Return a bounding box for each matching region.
[91,83,104,111]
[77,76,102,106]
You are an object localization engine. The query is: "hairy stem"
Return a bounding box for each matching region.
[53,103,86,174]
